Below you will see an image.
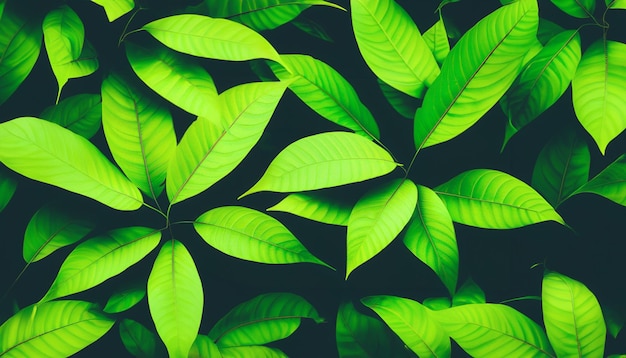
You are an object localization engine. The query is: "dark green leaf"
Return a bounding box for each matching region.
[550,0,595,18]
[0,167,17,213]
[119,318,165,358]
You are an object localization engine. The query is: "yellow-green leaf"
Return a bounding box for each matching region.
[40,93,102,139]
[267,192,353,226]
[574,153,626,206]
[91,0,135,21]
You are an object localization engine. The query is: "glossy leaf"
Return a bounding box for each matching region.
[0,117,144,211]
[572,39,626,154]
[403,185,458,295]
[91,0,134,21]
[167,81,288,205]
[607,0,626,9]
[414,0,538,150]
[119,318,165,358]
[189,335,220,358]
[423,17,450,65]
[148,240,203,358]
[104,285,146,314]
[0,168,17,213]
[575,154,626,206]
[267,192,352,226]
[209,292,323,347]
[351,0,439,97]
[41,227,161,302]
[240,131,398,197]
[452,277,486,306]
[378,79,420,118]
[40,93,102,139]
[195,206,332,268]
[362,295,451,357]
[102,73,176,199]
[0,300,114,357]
[219,346,287,358]
[434,169,564,228]
[542,271,605,357]
[550,0,595,18]
[346,179,417,278]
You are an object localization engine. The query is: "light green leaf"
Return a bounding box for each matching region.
[453,277,486,306]
[403,185,458,295]
[41,227,161,302]
[219,346,287,358]
[268,54,380,139]
[607,0,626,9]
[432,303,554,357]
[40,93,102,139]
[574,153,626,206]
[0,167,17,213]
[102,73,176,199]
[0,300,114,357]
[209,292,323,347]
[142,15,281,63]
[189,335,220,358]
[267,192,352,226]
[423,297,452,311]
[346,179,417,279]
[148,240,203,358]
[104,285,146,314]
[423,17,450,65]
[550,0,595,18]
[434,169,564,228]
[542,271,605,357]
[119,318,165,358]
[537,18,565,45]
[91,0,134,21]
[572,39,626,154]
[240,131,398,197]
[167,81,288,205]
[351,0,439,97]
[23,203,93,263]
[0,117,144,211]
[362,295,451,357]
[532,127,590,207]
[125,42,219,119]
[414,0,538,150]
[377,78,420,118]
[195,206,332,267]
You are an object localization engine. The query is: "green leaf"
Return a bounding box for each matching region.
[604,305,625,339]
[574,153,626,205]
[41,227,161,302]
[219,346,287,358]
[267,192,352,226]
[0,1,4,21]
[537,18,564,45]
[346,179,417,279]
[432,303,554,357]
[125,42,219,120]
[268,54,380,139]
[103,285,146,314]
[362,295,450,357]
[23,203,93,263]
[532,127,590,207]
[423,17,450,65]
[148,239,203,358]
[209,292,323,347]
[542,271,605,357]
[403,185,458,296]
[607,0,626,10]
[453,277,486,306]
[119,318,165,358]
[102,73,176,199]
[550,0,595,18]
[240,131,398,197]
[377,78,420,118]
[572,39,626,154]
[351,0,439,97]
[423,297,452,311]
[291,17,334,42]
[0,117,144,211]
[0,167,17,212]
[0,300,114,357]
[434,169,564,229]
[142,15,282,63]
[91,0,135,21]
[40,93,102,139]
[167,81,288,205]
[195,206,332,268]
[414,0,538,150]
[189,335,220,358]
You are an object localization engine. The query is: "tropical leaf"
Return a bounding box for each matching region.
[377,79,420,118]
[40,227,161,302]
[574,153,626,206]
[414,0,538,150]
[604,305,625,339]
[452,277,486,306]
[423,17,450,65]
[167,81,288,205]
[403,185,458,295]
[362,295,451,357]
[102,73,176,199]
[0,1,4,21]
[103,285,146,314]
[550,0,595,18]
[434,169,565,229]
[351,0,439,97]
[542,271,605,357]
[572,39,626,154]
[189,335,220,358]
[194,206,332,267]
[346,179,417,279]
[423,297,452,311]
[90,0,135,21]
[119,318,165,358]
[607,0,626,10]
[268,54,380,139]
[0,117,144,211]
[0,167,17,213]
[0,300,114,357]
[219,346,287,358]
[40,93,102,139]
[537,18,564,45]
[267,192,353,226]
[148,239,203,358]
[208,292,323,347]
[291,17,334,42]
[240,131,398,197]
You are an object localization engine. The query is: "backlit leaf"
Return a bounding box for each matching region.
[267,192,352,226]
[550,0,595,18]
[104,285,146,314]
[119,318,165,358]
[574,154,626,206]
[453,277,486,306]
[189,335,220,358]
[0,167,17,213]
[91,0,134,21]
[40,93,102,139]
[607,0,626,10]
[537,18,564,45]
[219,346,286,358]
[423,17,450,65]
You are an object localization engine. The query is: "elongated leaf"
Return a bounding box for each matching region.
[268,54,380,139]
[574,153,626,206]
[362,295,450,357]
[195,206,332,267]
[0,300,114,357]
[0,117,143,211]
[403,185,458,295]
[572,39,626,154]
[537,18,564,45]
[91,0,134,21]
[0,168,17,212]
[41,227,161,302]
[607,0,626,9]
[102,73,176,199]
[351,0,439,97]
[434,169,564,228]
[423,17,450,65]
[120,319,165,358]
[542,271,605,357]
[189,335,220,358]
[267,192,352,225]
[40,93,102,139]
[148,240,203,358]
[219,346,287,358]
[209,292,323,347]
[453,277,486,306]
[167,81,288,204]
[550,0,595,18]
[414,0,538,150]
[378,79,420,118]
[104,285,146,313]
[346,179,417,278]
[240,131,398,197]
